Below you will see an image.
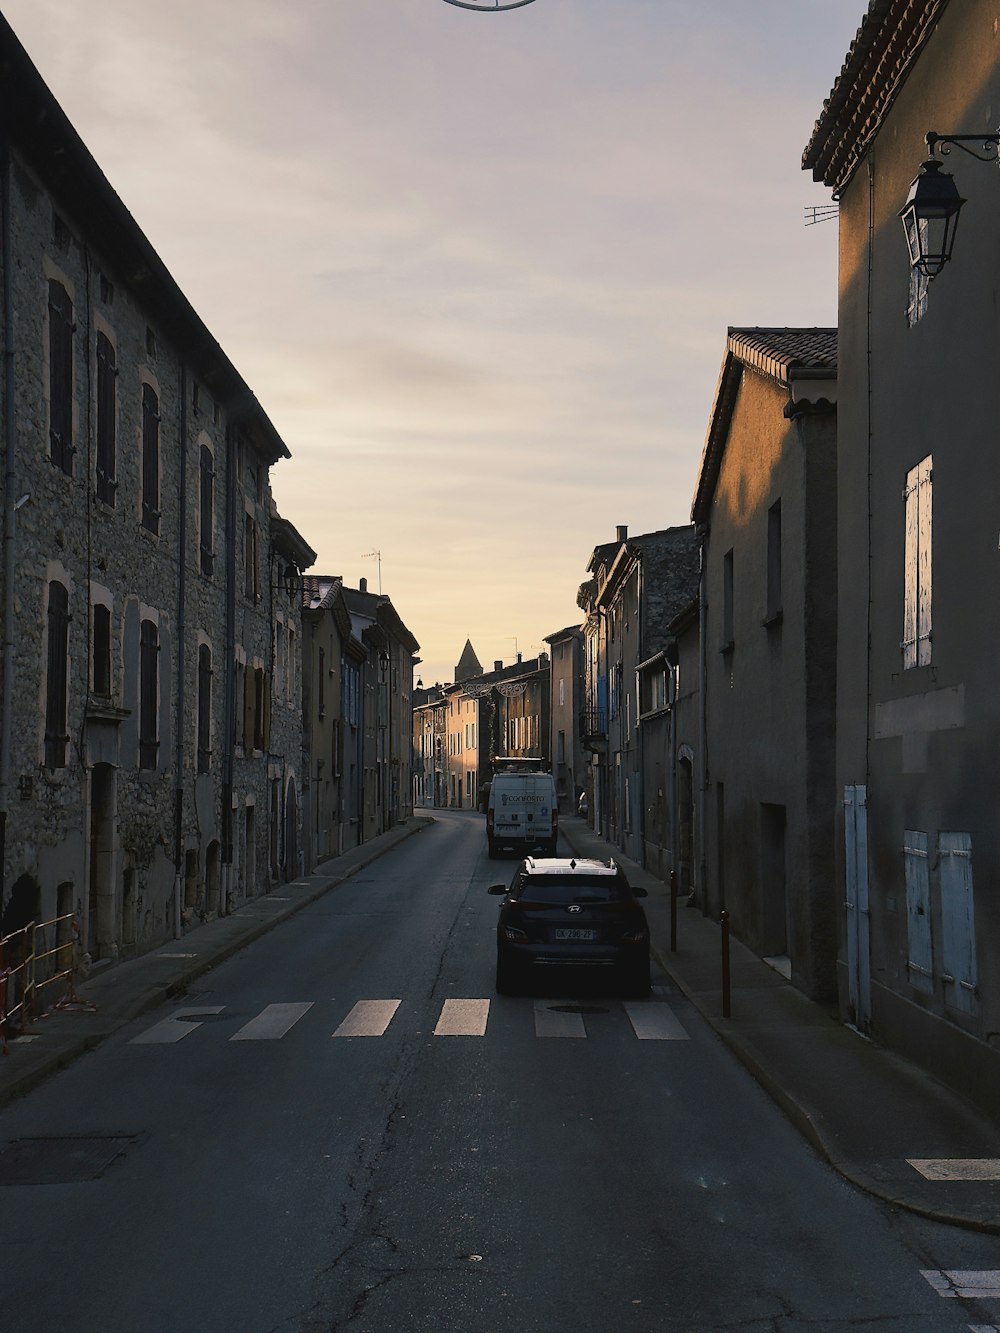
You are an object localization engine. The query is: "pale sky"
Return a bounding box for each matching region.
[5,0,863,687]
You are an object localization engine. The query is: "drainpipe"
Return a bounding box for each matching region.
[697,525,709,915]
[172,363,188,938]
[0,145,15,916]
[221,420,236,912]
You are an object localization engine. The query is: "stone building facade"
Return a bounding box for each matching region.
[0,18,313,958]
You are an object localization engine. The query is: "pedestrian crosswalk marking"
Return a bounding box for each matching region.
[130,997,690,1044]
[922,1270,1000,1299]
[333,1000,400,1038]
[434,998,490,1036]
[129,1006,225,1044]
[231,1002,313,1041]
[624,1002,690,1040]
[534,1000,586,1038]
[908,1159,1000,1181]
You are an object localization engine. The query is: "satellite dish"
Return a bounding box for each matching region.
[442,0,538,10]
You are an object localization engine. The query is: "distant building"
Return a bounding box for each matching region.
[544,627,585,816]
[342,580,419,841]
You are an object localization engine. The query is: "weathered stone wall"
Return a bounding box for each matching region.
[1,145,303,961]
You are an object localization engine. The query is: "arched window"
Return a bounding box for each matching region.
[197,644,212,773]
[139,618,159,770]
[200,445,214,575]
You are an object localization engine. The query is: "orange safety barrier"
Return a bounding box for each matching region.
[0,913,96,1055]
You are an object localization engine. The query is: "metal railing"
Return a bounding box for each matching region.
[0,913,95,1054]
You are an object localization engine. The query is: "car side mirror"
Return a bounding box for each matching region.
[631,887,648,898]
[487,884,507,895]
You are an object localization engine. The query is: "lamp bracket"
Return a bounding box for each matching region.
[442,0,537,8]
[926,131,1000,164]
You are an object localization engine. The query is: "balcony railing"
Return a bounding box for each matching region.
[580,708,607,742]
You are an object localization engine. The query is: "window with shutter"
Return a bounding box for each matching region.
[141,383,160,533]
[48,281,74,475]
[903,831,933,994]
[96,332,117,505]
[200,446,214,576]
[766,500,782,622]
[902,457,932,669]
[139,619,158,769]
[197,644,212,773]
[243,664,255,750]
[92,603,112,697]
[722,548,735,649]
[939,832,977,1015]
[44,581,70,769]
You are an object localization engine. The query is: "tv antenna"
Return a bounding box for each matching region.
[441,0,538,9]
[804,204,839,227]
[362,549,382,595]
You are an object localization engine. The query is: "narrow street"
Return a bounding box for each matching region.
[0,812,996,1333]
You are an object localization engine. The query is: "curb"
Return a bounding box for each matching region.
[0,818,431,1110]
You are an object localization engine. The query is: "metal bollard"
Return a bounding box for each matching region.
[669,871,678,953]
[720,909,732,1018]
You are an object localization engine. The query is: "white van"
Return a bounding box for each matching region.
[486,770,558,858]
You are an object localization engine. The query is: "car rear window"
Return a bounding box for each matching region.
[514,874,630,905]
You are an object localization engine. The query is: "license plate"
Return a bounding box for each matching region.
[554,928,597,941]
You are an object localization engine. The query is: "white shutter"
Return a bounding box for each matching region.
[902,466,919,668]
[917,457,933,665]
[938,831,977,1015]
[903,456,932,669]
[903,831,933,993]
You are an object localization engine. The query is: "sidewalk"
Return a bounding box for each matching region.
[559,816,1000,1236]
[0,818,432,1111]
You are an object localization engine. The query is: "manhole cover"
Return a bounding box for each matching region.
[0,1136,136,1186]
[548,1004,609,1015]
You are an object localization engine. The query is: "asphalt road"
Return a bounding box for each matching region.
[1,810,997,1332]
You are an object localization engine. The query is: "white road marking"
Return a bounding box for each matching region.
[534,1001,586,1038]
[908,1159,1000,1181]
[434,998,490,1036]
[623,1002,689,1040]
[969,1325,1000,1332]
[333,1000,400,1038]
[157,952,198,959]
[922,1270,1000,1299]
[231,1002,313,1041]
[129,1006,225,1044]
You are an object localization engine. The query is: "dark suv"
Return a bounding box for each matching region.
[488,856,650,996]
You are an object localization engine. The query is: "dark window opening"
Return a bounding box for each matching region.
[45,582,70,770]
[93,603,112,697]
[96,332,117,506]
[141,383,160,534]
[200,445,215,576]
[139,618,159,770]
[197,644,213,773]
[48,280,74,475]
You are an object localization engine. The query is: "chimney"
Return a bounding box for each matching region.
[359,577,367,594]
[516,652,522,664]
[494,660,503,671]
[616,525,628,543]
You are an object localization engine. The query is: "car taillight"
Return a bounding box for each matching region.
[502,925,527,942]
[486,810,494,832]
[620,927,648,943]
